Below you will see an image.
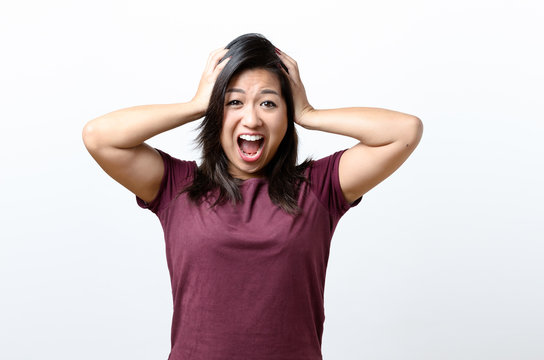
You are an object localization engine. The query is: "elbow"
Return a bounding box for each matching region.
[403,116,423,149]
[82,120,100,151]
[413,116,424,140]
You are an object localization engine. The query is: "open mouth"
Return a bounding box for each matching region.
[237,134,265,162]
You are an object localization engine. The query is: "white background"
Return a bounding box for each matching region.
[1,0,543,359]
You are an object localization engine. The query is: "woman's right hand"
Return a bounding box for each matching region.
[191,47,231,115]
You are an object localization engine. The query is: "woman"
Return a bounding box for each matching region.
[82,33,423,359]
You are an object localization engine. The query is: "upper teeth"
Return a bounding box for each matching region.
[239,134,263,141]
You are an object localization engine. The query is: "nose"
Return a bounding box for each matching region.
[240,106,262,128]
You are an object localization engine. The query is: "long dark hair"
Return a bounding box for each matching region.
[181,33,311,214]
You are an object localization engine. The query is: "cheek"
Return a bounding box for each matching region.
[219,131,231,155]
[220,118,239,156]
[276,117,288,142]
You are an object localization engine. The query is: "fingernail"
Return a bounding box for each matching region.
[275,48,281,55]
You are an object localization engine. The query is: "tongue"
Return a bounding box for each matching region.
[240,139,260,155]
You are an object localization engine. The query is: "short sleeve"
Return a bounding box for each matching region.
[136,148,196,214]
[309,149,362,220]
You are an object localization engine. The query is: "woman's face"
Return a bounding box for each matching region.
[220,68,288,179]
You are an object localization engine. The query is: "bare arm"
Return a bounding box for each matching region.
[276,49,423,203]
[82,102,205,150]
[82,48,231,203]
[297,107,423,203]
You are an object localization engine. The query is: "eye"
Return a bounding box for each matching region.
[226,100,242,106]
[261,101,277,108]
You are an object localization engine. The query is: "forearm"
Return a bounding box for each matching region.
[82,101,205,149]
[300,107,422,147]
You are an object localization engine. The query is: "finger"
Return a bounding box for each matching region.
[206,48,229,72]
[278,57,299,80]
[213,56,231,76]
[276,49,297,66]
[214,47,230,59]
[205,48,223,68]
[216,49,230,65]
[212,48,230,70]
[276,51,299,76]
[275,53,291,72]
[277,61,289,75]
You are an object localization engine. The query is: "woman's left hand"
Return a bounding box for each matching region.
[275,48,315,128]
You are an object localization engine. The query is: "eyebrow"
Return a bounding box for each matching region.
[226,88,280,96]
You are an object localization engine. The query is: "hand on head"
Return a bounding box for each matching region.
[275,49,315,127]
[192,47,231,114]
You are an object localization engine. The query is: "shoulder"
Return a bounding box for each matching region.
[307,150,346,181]
[136,148,197,213]
[305,150,361,217]
[155,148,197,181]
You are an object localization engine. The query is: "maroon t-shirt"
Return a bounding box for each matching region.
[136,148,361,360]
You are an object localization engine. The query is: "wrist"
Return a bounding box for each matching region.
[188,98,208,119]
[297,106,318,129]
